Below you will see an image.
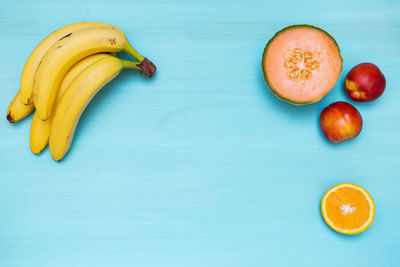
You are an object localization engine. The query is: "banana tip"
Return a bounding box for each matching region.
[30,148,43,155]
[138,58,156,78]
[7,112,15,123]
[51,155,62,162]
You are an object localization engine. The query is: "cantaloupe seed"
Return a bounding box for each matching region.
[284,48,322,82]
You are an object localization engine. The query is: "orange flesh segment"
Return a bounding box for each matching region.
[325,187,371,229]
[322,184,374,234]
[264,26,342,103]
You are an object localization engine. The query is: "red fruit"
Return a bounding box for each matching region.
[320,101,363,143]
[345,63,386,102]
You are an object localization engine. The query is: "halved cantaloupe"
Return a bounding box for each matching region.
[262,25,343,104]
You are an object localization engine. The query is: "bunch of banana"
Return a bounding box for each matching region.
[6,22,156,161]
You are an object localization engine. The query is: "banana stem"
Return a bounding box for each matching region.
[123,43,157,77]
[120,59,140,70]
[124,43,145,62]
[137,58,157,77]
[120,58,156,78]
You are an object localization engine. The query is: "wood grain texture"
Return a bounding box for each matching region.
[0,0,399,266]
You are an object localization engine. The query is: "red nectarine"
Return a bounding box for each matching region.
[345,63,386,102]
[320,101,363,143]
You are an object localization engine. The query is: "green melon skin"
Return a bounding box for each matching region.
[261,24,343,105]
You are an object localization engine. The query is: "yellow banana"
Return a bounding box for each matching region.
[6,91,35,123]
[33,26,156,120]
[29,112,50,154]
[58,53,116,91]
[20,21,122,104]
[49,56,140,161]
[30,53,111,155]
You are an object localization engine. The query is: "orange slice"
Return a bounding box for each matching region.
[321,183,375,235]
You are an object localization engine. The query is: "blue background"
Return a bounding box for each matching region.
[1,0,399,266]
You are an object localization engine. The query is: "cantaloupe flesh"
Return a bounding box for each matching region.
[263,26,342,104]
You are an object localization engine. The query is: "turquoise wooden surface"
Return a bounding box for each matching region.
[1,0,399,266]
